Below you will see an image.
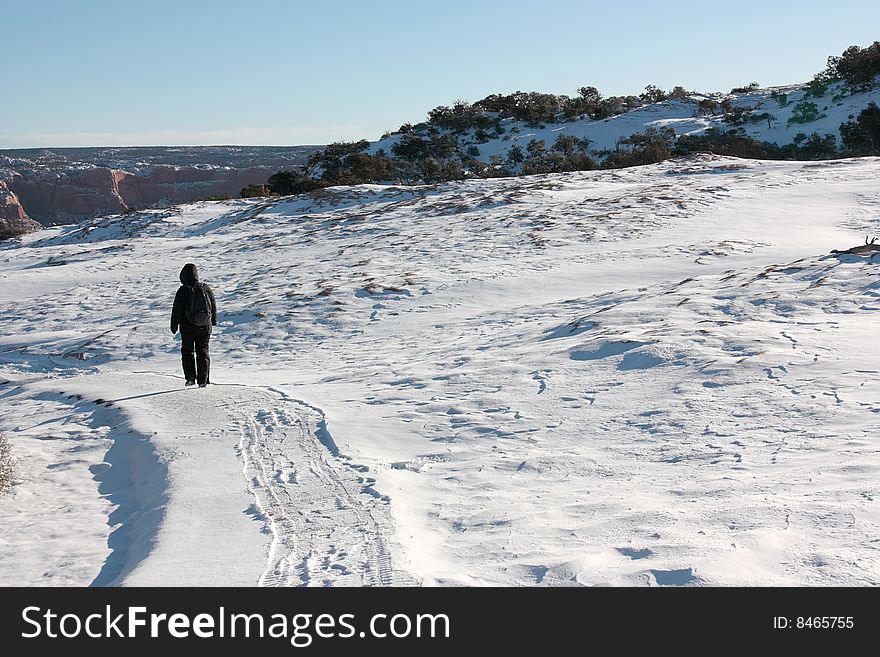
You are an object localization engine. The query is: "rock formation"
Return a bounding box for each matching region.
[0,180,42,239]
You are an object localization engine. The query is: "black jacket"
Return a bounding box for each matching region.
[171,263,217,335]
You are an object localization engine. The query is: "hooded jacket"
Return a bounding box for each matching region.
[171,263,217,335]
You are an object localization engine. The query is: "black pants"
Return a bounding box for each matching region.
[181,332,210,384]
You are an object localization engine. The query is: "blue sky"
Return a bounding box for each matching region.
[2,0,878,148]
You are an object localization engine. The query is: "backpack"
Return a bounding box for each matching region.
[185,284,212,327]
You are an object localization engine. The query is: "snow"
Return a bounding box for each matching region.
[1,154,879,586]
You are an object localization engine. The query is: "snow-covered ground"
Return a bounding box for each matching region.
[1,154,879,586]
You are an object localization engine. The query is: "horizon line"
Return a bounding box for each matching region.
[0,143,327,151]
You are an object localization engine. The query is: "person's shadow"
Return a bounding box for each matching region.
[109,388,188,404]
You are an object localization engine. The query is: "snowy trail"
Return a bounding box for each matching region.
[113,375,411,586]
[228,385,407,586]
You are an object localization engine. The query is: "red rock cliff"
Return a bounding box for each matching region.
[0,179,42,239]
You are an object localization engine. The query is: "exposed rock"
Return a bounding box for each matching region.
[830,235,880,256]
[113,165,285,213]
[0,180,42,239]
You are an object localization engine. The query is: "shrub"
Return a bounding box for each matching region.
[839,101,880,154]
[675,128,835,161]
[239,185,268,198]
[770,91,790,107]
[428,100,496,132]
[551,134,585,156]
[526,139,547,159]
[441,159,466,181]
[750,112,775,128]
[578,86,601,103]
[563,86,600,118]
[824,42,880,90]
[507,145,525,165]
[462,157,488,177]
[731,82,760,93]
[486,154,511,175]
[307,140,371,175]
[473,129,491,143]
[0,433,12,494]
[391,135,432,161]
[676,128,770,159]
[390,134,458,162]
[418,158,443,183]
[797,132,838,159]
[697,99,718,115]
[640,85,668,104]
[788,100,821,125]
[472,91,564,125]
[307,140,399,184]
[339,152,394,184]
[563,153,598,171]
[266,171,329,195]
[803,76,831,98]
[604,127,676,168]
[723,105,755,126]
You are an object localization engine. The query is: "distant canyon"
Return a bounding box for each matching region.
[0,146,319,238]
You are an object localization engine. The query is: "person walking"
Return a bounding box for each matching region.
[170,263,217,387]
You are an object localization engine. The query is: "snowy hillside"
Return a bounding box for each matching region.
[368,80,880,163]
[1,154,879,586]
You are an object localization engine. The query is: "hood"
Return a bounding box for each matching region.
[180,263,199,285]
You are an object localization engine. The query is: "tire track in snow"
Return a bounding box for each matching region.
[124,372,410,586]
[233,389,408,586]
